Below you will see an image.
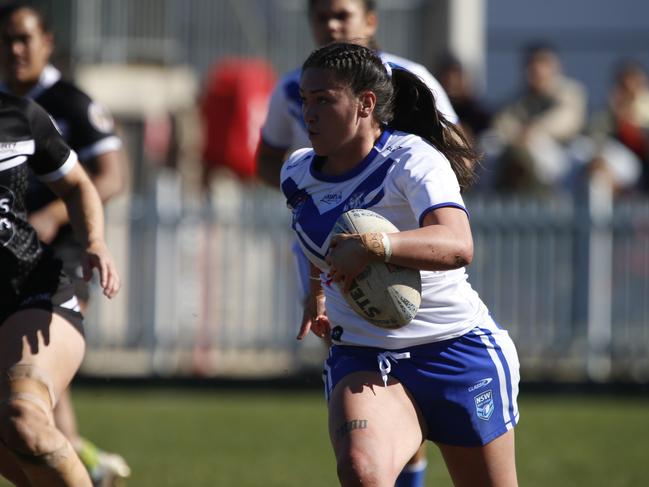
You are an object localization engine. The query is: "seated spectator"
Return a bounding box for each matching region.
[586,60,649,194]
[486,42,587,194]
[435,53,492,142]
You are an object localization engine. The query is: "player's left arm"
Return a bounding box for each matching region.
[85,148,126,204]
[327,208,473,292]
[385,207,473,270]
[30,90,125,243]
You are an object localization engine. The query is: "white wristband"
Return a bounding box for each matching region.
[381,232,392,263]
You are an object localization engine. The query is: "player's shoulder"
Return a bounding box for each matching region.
[278,67,301,84]
[383,130,447,170]
[282,147,313,175]
[378,51,431,79]
[274,67,301,91]
[384,130,434,154]
[0,90,31,111]
[1,91,50,126]
[40,79,93,106]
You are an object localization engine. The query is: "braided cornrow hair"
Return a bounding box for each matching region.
[302,42,479,190]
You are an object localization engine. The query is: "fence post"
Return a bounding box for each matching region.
[586,172,614,381]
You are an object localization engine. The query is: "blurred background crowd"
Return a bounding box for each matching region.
[5,0,649,384]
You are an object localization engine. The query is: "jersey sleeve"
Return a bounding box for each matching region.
[62,87,121,162]
[260,79,296,150]
[395,146,466,226]
[26,99,77,182]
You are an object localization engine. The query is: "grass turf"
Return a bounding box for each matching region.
[0,387,647,486]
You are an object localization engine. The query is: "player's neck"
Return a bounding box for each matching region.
[323,126,382,176]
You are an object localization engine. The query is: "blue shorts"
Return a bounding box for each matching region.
[323,324,520,447]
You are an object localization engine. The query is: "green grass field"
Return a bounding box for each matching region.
[1,387,648,486]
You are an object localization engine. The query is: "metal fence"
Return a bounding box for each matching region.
[81,172,649,383]
[35,0,433,80]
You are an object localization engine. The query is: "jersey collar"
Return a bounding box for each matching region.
[0,64,61,99]
[310,128,393,182]
[26,64,61,100]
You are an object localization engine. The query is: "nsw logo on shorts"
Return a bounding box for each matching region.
[474,389,495,421]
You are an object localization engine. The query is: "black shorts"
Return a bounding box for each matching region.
[0,254,85,333]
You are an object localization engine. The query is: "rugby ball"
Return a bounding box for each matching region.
[332,209,421,329]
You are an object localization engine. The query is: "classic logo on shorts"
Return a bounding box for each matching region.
[468,377,493,392]
[474,389,495,421]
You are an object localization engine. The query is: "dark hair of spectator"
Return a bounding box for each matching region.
[0,1,50,32]
[523,41,558,64]
[307,0,377,16]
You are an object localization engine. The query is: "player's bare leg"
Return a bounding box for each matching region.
[437,429,518,487]
[329,371,425,487]
[0,309,92,486]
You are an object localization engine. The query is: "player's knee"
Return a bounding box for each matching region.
[337,447,383,486]
[0,365,70,467]
[0,399,67,466]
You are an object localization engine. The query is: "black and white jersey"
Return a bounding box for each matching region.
[0,92,76,294]
[0,65,121,214]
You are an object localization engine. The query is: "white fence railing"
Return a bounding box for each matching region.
[81,172,649,382]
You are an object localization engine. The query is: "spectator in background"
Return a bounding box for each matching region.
[486,42,587,194]
[585,60,649,194]
[435,53,492,143]
[0,3,130,485]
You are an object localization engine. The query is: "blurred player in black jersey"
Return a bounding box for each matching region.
[0,2,130,485]
[0,90,120,487]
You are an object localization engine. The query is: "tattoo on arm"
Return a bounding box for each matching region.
[335,419,368,440]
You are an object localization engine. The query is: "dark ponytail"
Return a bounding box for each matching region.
[302,42,478,190]
[389,68,478,189]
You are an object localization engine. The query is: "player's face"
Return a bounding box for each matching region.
[0,9,53,86]
[309,0,378,47]
[300,67,362,157]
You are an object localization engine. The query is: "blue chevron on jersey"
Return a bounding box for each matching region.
[281,129,490,348]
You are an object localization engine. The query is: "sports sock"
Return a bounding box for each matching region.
[75,437,101,474]
[395,458,427,487]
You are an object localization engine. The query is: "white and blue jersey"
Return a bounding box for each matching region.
[262,51,458,155]
[281,129,489,349]
[281,128,521,446]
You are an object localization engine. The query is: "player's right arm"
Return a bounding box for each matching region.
[256,77,296,188]
[297,263,329,340]
[256,141,288,188]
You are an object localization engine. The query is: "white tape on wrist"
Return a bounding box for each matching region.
[381,233,392,263]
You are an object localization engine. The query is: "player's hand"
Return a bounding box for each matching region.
[81,240,121,298]
[326,233,371,293]
[28,210,60,244]
[298,284,329,340]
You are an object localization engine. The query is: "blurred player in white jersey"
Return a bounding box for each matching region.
[281,42,520,487]
[258,4,458,482]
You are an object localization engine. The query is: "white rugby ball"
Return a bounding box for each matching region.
[332,209,421,329]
